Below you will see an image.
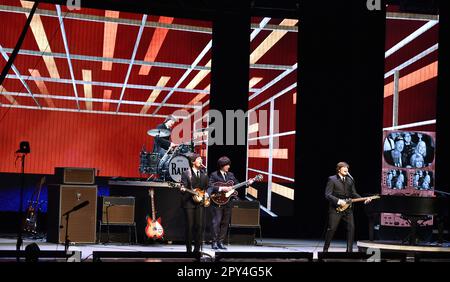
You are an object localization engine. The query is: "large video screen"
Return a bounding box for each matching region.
[381,3,439,227]
[245,17,298,217]
[0,1,211,211]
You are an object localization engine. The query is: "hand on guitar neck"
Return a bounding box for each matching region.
[336,195,380,213]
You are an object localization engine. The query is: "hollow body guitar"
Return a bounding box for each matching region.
[210,174,263,206]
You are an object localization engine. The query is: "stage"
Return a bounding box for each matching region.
[0,236,349,262]
[1,236,449,262]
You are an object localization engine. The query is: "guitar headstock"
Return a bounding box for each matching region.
[253,174,263,182]
[39,176,46,187]
[168,182,182,189]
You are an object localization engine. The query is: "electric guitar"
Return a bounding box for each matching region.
[23,176,46,234]
[336,195,380,213]
[210,174,263,206]
[168,182,210,207]
[145,189,164,240]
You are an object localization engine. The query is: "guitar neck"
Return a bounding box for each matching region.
[351,196,374,203]
[150,191,156,220]
[230,180,251,190]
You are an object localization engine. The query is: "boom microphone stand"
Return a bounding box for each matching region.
[16,141,30,262]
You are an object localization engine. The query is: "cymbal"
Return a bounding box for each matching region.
[147,128,170,137]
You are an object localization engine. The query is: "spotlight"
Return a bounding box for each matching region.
[16,141,30,154]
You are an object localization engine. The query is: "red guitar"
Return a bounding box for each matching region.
[145,189,164,240]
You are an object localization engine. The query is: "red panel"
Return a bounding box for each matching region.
[0,108,167,177]
[273,91,296,133]
[398,78,437,125]
[385,19,425,50]
[272,135,295,179]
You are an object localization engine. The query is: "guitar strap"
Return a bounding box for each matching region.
[187,168,193,188]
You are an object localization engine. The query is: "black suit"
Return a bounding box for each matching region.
[153,123,171,157]
[207,170,238,244]
[324,174,361,252]
[180,168,209,253]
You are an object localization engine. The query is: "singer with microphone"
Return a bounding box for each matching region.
[179,153,209,253]
[323,162,371,252]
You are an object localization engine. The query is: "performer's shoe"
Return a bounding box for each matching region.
[211,242,219,250]
[217,242,227,250]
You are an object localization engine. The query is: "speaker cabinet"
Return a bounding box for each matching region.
[230,200,260,227]
[47,185,97,243]
[101,196,135,224]
[54,167,96,184]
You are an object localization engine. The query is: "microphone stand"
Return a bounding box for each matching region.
[199,165,212,262]
[105,204,115,244]
[62,213,70,258]
[16,153,27,262]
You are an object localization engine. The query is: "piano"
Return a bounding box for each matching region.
[365,195,449,245]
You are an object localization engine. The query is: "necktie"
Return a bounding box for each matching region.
[223,173,227,181]
[342,177,345,183]
[196,171,200,178]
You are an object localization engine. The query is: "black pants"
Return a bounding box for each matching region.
[211,205,232,243]
[183,206,204,253]
[323,209,355,252]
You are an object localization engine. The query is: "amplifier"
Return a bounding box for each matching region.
[230,200,260,227]
[54,167,96,184]
[101,196,135,224]
[47,185,97,243]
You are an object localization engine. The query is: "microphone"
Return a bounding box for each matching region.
[62,200,89,216]
[347,172,354,181]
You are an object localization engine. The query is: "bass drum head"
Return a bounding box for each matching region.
[167,155,190,182]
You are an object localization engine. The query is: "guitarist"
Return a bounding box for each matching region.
[180,153,209,253]
[207,156,253,250]
[323,162,371,252]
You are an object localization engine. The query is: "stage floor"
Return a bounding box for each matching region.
[2,235,449,262]
[0,236,348,261]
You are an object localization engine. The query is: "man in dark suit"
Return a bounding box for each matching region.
[152,115,178,158]
[180,153,209,253]
[207,156,253,250]
[323,162,371,252]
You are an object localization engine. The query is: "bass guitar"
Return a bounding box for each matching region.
[168,182,210,207]
[336,195,380,213]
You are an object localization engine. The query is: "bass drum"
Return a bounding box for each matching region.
[165,155,190,182]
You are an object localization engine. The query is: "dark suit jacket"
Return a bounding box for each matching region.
[180,168,209,209]
[325,174,361,208]
[153,123,171,156]
[207,171,239,207]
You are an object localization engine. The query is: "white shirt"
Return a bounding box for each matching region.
[221,170,227,180]
[192,167,200,178]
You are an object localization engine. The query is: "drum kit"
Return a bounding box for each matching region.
[140,128,197,182]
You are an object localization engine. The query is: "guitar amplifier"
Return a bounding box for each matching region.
[101,196,135,224]
[230,200,260,227]
[47,185,97,243]
[54,167,96,185]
